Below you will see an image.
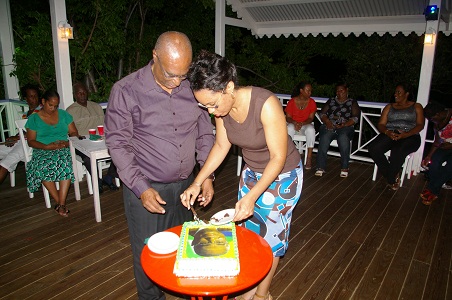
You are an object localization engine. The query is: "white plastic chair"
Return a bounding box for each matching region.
[15,119,51,207]
[237,132,310,175]
[9,171,15,187]
[292,134,308,165]
[372,151,413,187]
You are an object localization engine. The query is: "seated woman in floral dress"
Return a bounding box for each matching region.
[26,90,79,217]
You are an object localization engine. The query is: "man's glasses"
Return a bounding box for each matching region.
[155,55,187,80]
[198,91,223,110]
[198,103,219,109]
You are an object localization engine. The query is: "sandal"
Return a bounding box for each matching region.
[340,169,349,178]
[315,169,325,177]
[388,177,400,191]
[421,190,438,205]
[54,204,70,217]
[254,292,273,300]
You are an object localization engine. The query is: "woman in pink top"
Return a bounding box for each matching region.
[421,102,452,205]
[285,81,317,169]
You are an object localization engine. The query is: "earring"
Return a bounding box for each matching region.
[230,90,235,99]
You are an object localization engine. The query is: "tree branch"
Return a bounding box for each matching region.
[81,10,99,55]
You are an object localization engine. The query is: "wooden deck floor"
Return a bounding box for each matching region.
[0,153,451,300]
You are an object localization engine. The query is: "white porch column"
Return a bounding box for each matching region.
[414,0,441,175]
[0,0,20,99]
[49,0,73,109]
[215,0,249,57]
[215,0,226,56]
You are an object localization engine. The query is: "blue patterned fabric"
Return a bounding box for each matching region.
[238,160,303,257]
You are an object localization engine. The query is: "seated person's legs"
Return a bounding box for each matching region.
[368,134,392,181]
[0,142,26,185]
[287,123,296,140]
[303,123,316,149]
[388,135,421,184]
[75,150,119,192]
[103,162,119,191]
[75,149,104,192]
[427,148,452,196]
[0,145,13,160]
[316,124,335,172]
[301,123,316,168]
[336,126,354,170]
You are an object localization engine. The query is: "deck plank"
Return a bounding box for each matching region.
[0,154,451,300]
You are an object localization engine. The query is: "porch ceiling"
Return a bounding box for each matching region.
[226,0,452,37]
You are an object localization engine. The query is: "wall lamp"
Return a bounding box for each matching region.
[58,20,73,39]
[424,28,436,45]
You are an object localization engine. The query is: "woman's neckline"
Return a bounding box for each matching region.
[38,110,59,127]
[336,97,348,104]
[392,101,414,110]
[295,97,308,110]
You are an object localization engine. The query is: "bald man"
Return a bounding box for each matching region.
[105,31,215,299]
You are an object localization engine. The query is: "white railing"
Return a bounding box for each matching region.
[0,100,109,143]
[0,100,28,142]
[276,94,387,163]
[1,97,431,167]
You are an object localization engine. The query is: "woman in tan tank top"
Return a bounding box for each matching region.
[181,50,303,300]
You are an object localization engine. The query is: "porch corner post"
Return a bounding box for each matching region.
[0,0,20,99]
[415,0,441,176]
[49,0,73,109]
[215,0,226,56]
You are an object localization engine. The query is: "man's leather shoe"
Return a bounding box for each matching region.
[98,179,104,193]
[102,176,119,191]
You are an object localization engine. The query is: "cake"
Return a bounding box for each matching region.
[173,221,240,277]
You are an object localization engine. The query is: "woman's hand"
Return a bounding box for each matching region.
[47,140,68,150]
[233,197,255,222]
[386,130,404,141]
[326,120,335,130]
[394,131,406,140]
[180,183,202,209]
[421,156,431,169]
[294,122,303,131]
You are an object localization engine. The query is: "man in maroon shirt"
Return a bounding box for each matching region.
[105,31,215,299]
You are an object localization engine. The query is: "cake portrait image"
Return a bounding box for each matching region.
[189,227,232,257]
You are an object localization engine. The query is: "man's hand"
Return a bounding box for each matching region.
[199,179,214,207]
[5,136,19,147]
[140,188,166,214]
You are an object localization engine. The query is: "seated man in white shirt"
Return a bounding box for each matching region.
[0,84,41,186]
[66,82,118,192]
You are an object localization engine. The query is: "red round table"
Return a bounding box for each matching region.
[141,225,273,300]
